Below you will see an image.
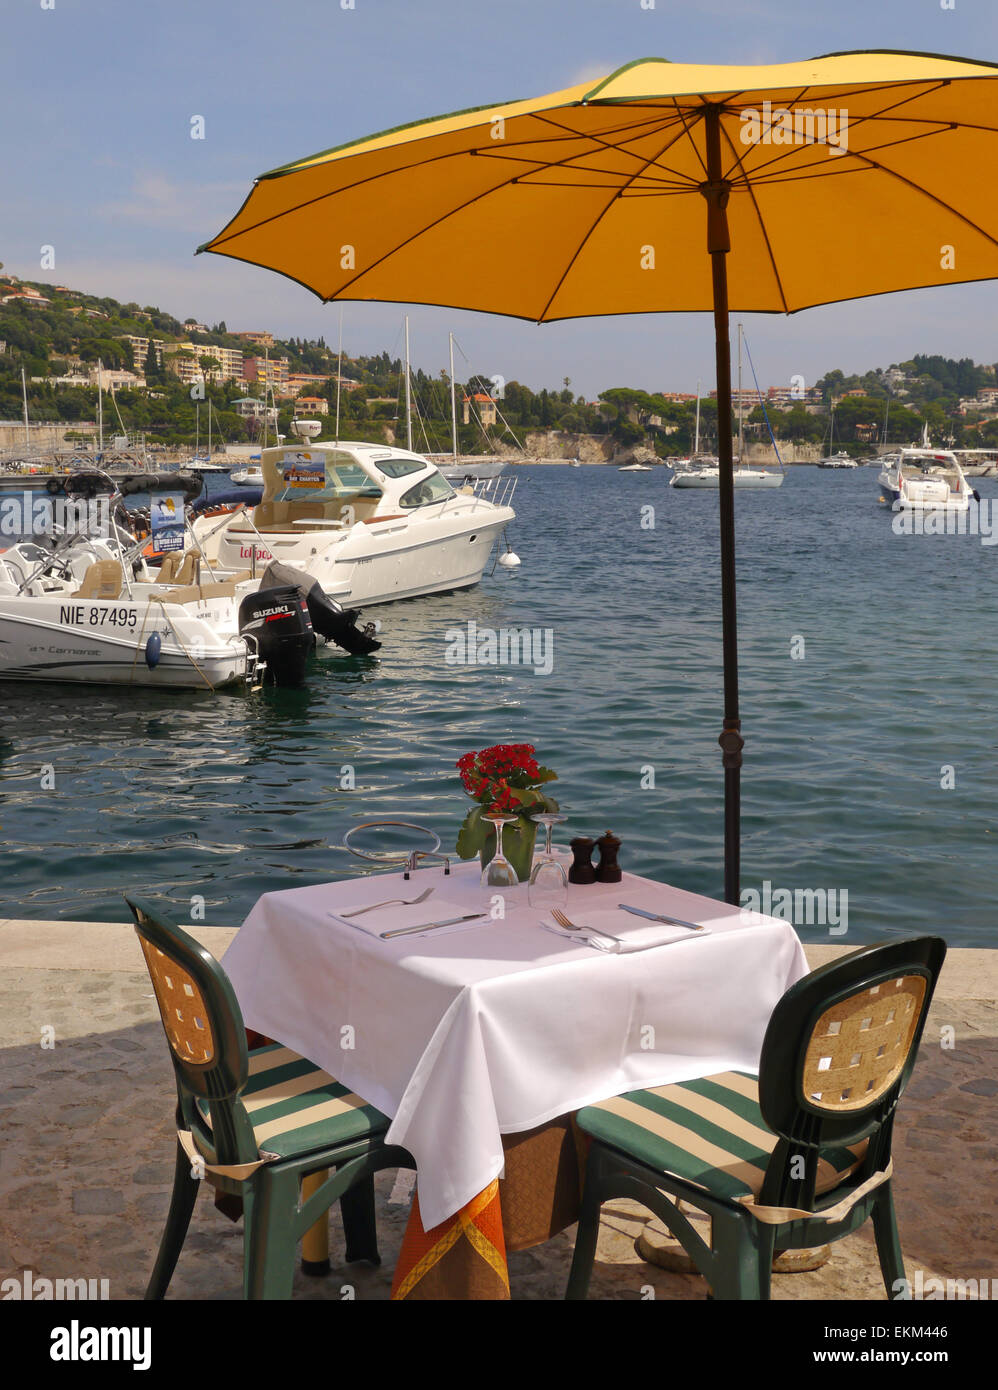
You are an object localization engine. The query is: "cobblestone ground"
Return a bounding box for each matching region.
[0,961,994,1302]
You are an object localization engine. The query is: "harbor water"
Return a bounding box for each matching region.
[1,464,995,948]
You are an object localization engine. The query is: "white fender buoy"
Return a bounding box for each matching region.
[499,551,521,568]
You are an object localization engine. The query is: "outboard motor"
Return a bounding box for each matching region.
[257,561,381,656]
[238,585,314,687]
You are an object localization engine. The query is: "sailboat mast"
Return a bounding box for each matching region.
[262,347,269,450]
[335,307,344,443]
[208,398,212,456]
[21,366,30,448]
[737,323,744,464]
[694,379,701,455]
[404,315,412,451]
[97,360,104,453]
[449,332,458,462]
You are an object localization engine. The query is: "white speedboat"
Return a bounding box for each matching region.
[231,464,265,486]
[0,536,312,689]
[878,448,974,515]
[618,462,653,472]
[817,453,858,469]
[192,440,517,607]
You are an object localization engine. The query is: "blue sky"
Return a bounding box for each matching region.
[2,0,997,396]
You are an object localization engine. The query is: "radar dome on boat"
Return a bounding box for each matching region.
[291,419,322,440]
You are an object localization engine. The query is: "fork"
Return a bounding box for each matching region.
[551,908,626,943]
[339,887,434,918]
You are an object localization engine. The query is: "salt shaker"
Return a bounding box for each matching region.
[568,836,597,885]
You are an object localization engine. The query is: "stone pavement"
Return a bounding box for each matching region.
[0,920,994,1301]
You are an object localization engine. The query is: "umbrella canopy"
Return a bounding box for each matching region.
[201,51,998,317]
[201,50,998,902]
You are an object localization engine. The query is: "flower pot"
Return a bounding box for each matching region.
[479,817,537,884]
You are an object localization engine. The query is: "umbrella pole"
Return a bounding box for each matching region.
[702,107,745,906]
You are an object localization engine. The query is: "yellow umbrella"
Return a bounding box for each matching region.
[200,50,998,901]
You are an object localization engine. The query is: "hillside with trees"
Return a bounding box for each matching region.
[2,270,996,456]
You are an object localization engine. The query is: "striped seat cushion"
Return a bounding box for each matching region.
[577,1071,865,1207]
[197,1044,390,1160]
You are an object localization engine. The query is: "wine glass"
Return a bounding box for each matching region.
[528,813,568,910]
[480,814,520,889]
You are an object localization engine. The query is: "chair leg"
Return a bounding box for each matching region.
[339,1171,381,1266]
[709,1211,767,1300]
[564,1153,605,1300]
[145,1137,201,1300]
[872,1185,906,1298]
[243,1171,299,1300]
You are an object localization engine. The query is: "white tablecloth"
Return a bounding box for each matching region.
[221,862,808,1230]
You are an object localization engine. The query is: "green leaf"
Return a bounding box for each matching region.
[534,767,558,784]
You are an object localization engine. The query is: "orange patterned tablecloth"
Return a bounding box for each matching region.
[391,1116,587,1300]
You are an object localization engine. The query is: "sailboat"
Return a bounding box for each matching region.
[671,331,784,489]
[817,405,857,468]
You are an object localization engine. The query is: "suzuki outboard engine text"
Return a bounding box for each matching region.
[237,585,314,687]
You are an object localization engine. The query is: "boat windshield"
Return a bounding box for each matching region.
[400,473,455,508]
[273,453,382,503]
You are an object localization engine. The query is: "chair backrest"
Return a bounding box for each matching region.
[175,548,202,586]
[156,552,184,583]
[73,559,123,600]
[125,894,259,1167]
[756,936,946,1210]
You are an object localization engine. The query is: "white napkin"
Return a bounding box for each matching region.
[543,910,710,954]
[329,896,489,940]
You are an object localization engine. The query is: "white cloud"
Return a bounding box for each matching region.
[102,173,247,225]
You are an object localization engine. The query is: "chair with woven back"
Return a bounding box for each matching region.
[565,936,947,1300]
[126,894,414,1299]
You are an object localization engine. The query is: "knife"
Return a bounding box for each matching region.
[618,904,704,931]
[380,913,486,940]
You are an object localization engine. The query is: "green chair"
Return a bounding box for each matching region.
[126,894,414,1299]
[566,936,946,1300]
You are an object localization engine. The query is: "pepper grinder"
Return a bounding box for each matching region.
[568,836,597,885]
[595,830,622,884]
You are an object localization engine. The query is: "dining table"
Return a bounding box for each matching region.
[220,856,809,1299]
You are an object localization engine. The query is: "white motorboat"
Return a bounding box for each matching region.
[618,462,653,472]
[231,464,265,486]
[192,439,517,607]
[877,448,974,514]
[0,535,312,689]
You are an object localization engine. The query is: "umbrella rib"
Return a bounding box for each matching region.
[670,99,710,180]
[735,122,963,188]
[719,117,790,315]
[520,110,702,187]
[534,113,709,321]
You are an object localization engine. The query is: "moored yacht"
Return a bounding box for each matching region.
[192,435,517,607]
[877,448,974,514]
